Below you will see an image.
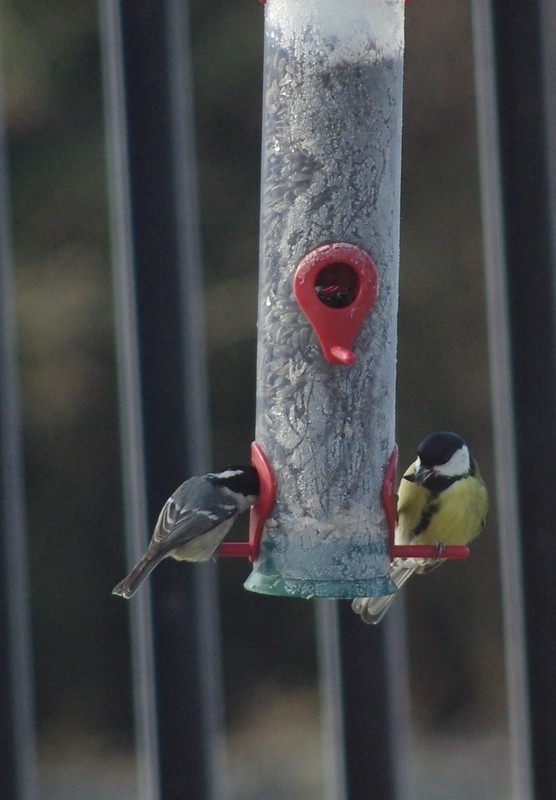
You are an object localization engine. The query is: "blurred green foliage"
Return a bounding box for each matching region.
[1,0,503,756]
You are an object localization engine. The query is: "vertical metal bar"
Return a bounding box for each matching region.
[470,3,533,798]
[382,606,412,800]
[341,602,411,800]
[317,598,411,800]
[101,1,226,798]
[99,3,160,799]
[0,22,39,800]
[164,0,211,472]
[164,2,228,795]
[473,1,556,797]
[316,601,348,800]
[540,1,556,274]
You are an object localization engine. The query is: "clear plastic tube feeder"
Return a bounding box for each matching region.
[244,0,406,598]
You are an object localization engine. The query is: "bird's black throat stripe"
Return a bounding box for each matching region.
[412,498,441,538]
[421,474,459,493]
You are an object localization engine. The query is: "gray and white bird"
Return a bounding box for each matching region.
[112,466,260,599]
[352,431,488,624]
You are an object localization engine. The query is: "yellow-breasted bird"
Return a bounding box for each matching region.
[352,431,488,624]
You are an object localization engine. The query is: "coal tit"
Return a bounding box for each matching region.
[112,466,260,599]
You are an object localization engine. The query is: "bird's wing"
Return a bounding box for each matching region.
[351,595,395,624]
[150,497,237,556]
[352,561,420,624]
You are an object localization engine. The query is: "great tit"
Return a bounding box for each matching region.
[112,466,260,599]
[352,431,488,624]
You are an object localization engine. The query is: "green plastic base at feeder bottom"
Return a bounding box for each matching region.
[244,570,397,600]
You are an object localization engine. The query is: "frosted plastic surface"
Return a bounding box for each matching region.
[267,0,404,62]
[246,0,405,598]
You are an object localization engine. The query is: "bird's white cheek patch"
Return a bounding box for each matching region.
[438,445,470,478]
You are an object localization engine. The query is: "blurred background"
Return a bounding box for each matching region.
[2,0,507,797]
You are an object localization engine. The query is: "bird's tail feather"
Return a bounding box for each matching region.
[112,553,165,599]
[352,563,418,625]
[352,594,397,625]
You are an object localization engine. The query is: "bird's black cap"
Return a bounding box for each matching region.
[210,465,260,496]
[417,431,466,468]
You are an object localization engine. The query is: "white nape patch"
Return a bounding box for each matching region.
[214,469,244,480]
[437,444,470,478]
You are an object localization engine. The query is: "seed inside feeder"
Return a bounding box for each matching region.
[315,263,359,308]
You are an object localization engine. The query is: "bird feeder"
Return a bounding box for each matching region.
[235,0,406,599]
[218,0,470,591]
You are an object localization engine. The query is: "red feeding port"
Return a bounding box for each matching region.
[218,442,277,561]
[293,242,379,365]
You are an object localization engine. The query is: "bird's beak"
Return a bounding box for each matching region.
[404,465,433,485]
